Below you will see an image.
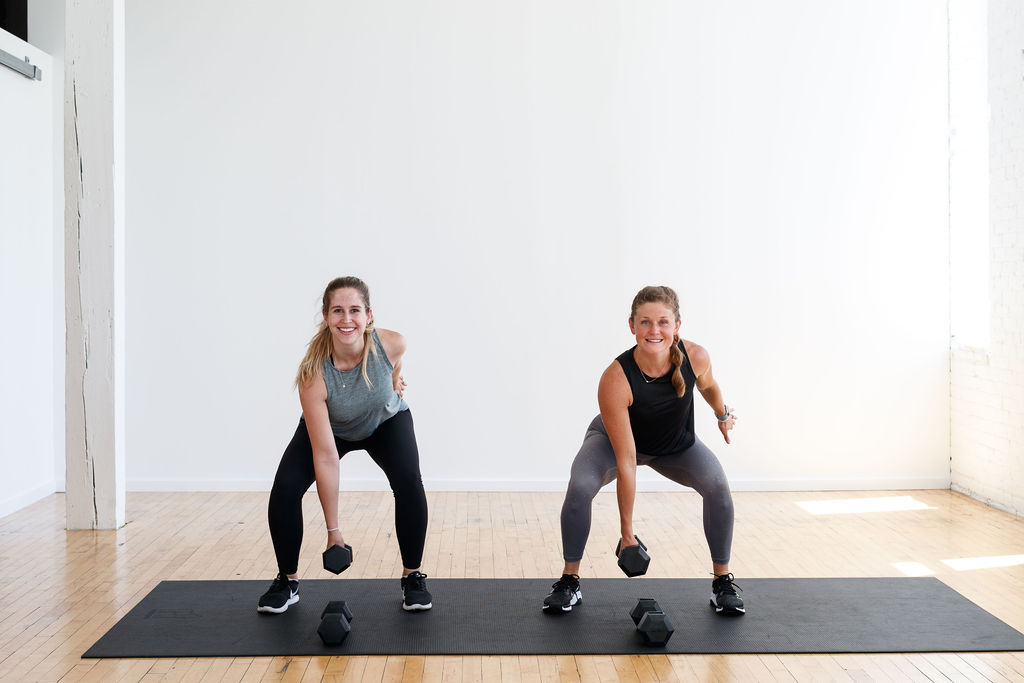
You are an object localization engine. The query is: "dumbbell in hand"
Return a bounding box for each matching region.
[322,543,353,574]
[614,535,650,577]
[317,601,354,645]
[630,597,674,646]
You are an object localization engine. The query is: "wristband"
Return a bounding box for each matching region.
[327,527,339,532]
[716,405,731,422]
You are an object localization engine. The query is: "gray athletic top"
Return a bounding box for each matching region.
[303,329,408,441]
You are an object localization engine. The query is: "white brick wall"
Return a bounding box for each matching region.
[951,0,1024,516]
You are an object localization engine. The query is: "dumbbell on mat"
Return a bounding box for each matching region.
[322,543,353,574]
[614,536,651,577]
[630,597,674,646]
[317,601,354,645]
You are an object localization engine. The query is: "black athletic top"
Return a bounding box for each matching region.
[614,342,697,455]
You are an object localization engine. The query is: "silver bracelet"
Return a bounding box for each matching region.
[327,527,339,532]
[716,405,731,422]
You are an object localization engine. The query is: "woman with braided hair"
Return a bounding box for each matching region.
[258,276,432,614]
[542,285,744,615]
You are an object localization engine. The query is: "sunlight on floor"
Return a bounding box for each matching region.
[796,496,934,515]
[942,554,1024,571]
[892,561,936,576]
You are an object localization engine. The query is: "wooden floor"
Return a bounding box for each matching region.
[1,489,1023,682]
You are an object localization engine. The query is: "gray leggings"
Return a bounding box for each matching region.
[560,416,734,565]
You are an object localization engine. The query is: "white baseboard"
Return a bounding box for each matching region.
[728,476,952,492]
[0,477,955,521]
[127,476,953,493]
[0,481,57,520]
[129,479,276,492]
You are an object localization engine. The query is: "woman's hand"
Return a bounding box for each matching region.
[718,410,737,444]
[393,374,407,397]
[617,535,639,554]
[327,528,346,551]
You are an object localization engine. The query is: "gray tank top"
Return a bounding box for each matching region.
[308,329,408,441]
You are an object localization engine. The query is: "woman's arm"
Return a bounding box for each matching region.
[298,375,346,549]
[377,328,408,397]
[687,341,737,444]
[597,361,640,547]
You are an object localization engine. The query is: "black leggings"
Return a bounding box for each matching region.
[267,409,428,574]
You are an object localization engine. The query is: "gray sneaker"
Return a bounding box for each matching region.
[710,573,745,615]
[542,574,582,612]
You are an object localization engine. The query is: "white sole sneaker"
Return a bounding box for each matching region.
[709,595,745,614]
[257,592,299,614]
[402,601,433,611]
[543,589,582,612]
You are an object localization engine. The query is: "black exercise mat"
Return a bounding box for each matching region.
[83,578,1024,657]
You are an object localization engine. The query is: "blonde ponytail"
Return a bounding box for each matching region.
[359,317,378,388]
[295,322,333,388]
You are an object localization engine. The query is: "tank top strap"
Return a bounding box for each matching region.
[370,328,390,364]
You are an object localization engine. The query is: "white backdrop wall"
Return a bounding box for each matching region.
[0,30,58,515]
[126,1,951,492]
[26,0,67,493]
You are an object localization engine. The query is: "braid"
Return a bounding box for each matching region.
[670,333,685,398]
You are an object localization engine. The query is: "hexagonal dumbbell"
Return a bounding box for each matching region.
[614,535,650,577]
[629,598,662,625]
[630,597,674,646]
[322,543,353,574]
[317,600,354,645]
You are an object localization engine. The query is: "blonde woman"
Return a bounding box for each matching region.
[258,276,431,613]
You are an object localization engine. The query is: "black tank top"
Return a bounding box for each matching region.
[614,342,697,455]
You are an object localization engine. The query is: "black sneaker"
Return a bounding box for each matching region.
[257,573,299,613]
[401,571,433,611]
[542,574,582,612]
[710,573,745,615]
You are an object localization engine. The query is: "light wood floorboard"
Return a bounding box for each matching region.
[0,490,1021,681]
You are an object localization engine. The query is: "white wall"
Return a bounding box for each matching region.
[26,0,67,493]
[0,30,58,515]
[951,0,1024,516]
[126,1,951,492]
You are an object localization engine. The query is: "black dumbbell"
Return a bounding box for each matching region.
[322,543,353,574]
[614,536,650,577]
[630,597,674,646]
[317,600,354,645]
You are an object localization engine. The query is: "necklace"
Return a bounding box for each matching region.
[632,347,670,383]
[331,354,361,389]
[638,366,667,383]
